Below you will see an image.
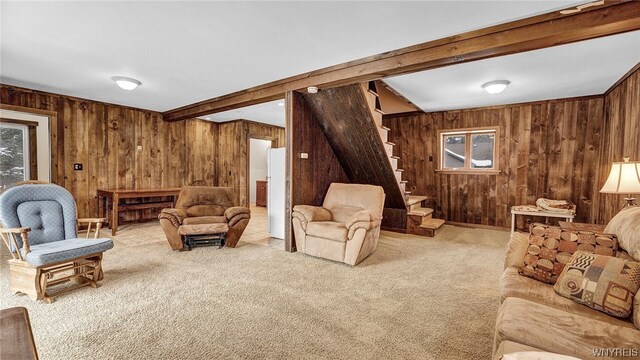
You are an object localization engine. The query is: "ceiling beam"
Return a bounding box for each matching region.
[163,0,640,122]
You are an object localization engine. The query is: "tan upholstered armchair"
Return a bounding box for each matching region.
[292,183,385,265]
[158,186,250,250]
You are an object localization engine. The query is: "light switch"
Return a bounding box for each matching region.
[300,153,309,159]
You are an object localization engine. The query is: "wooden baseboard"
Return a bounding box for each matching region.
[445,221,509,232]
[381,226,407,234]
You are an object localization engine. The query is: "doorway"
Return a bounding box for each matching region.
[241,136,285,250]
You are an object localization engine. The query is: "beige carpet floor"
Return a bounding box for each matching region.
[0,224,509,359]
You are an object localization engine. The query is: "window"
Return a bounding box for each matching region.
[437,127,499,173]
[0,122,30,189]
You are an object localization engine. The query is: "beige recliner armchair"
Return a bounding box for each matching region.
[292,183,385,265]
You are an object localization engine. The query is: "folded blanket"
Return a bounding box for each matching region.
[536,198,576,214]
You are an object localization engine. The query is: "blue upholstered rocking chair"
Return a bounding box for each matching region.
[0,182,113,303]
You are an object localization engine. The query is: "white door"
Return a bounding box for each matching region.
[267,147,286,239]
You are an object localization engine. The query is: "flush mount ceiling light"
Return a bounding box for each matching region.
[307,86,318,94]
[112,76,141,91]
[481,80,510,95]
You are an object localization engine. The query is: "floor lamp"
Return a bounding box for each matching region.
[600,158,640,209]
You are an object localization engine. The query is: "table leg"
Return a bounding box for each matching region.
[511,213,515,234]
[111,194,119,236]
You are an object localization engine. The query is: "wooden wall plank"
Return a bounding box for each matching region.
[596,69,640,223]
[217,120,285,206]
[384,95,607,229]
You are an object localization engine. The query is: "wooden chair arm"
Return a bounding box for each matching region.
[78,218,106,224]
[0,227,31,260]
[0,227,31,234]
[77,218,106,239]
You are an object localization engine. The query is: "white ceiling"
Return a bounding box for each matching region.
[203,99,285,127]
[1,1,585,115]
[385,31,640,112]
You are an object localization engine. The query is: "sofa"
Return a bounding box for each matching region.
[158,186,251,250]
[494,207,640,359]
[291,183,385,266]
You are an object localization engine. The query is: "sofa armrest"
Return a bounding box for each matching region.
[292,205,332,231]
[345,210,381,240]
[158,208,186,228]
[504,232,529,270]
[225,206,251,227]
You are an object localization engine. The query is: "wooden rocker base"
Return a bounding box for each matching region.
[8,253,104,303]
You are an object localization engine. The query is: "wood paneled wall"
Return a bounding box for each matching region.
[217,120,285,207]
[0,85,284,220]
[286,91,349,249]
[288,92,348,207]
[384,96,606,229]
[596,69,640,223]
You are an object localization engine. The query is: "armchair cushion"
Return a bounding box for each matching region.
[292,205,332,222]
[225,206,251,220]
[183,216,226,225]
[186,204,226,217]
[345,210,381,239]
[21,238,114,267]
[306,221,348,242]
[328,205,363,224]
[292,205,332,230]
[158,208,186,228]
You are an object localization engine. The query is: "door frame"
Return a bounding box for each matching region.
[245,134,279,209]
[0,105,58,184]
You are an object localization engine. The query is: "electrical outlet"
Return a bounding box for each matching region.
[136,145,143,152]
[300,152,309,159]
[74,163,83,171]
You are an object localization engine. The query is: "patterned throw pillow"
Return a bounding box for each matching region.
[554,251,640,318]
[519,224,618,284]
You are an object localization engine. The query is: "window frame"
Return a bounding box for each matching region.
[0,121,31,185]
[436,126,500,175]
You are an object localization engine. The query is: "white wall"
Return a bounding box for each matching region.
[249,138,271,204]
[0,109,51,182]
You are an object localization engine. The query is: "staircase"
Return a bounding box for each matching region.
[302,81,445,237]
[362,81,445,237]
[406,196,446,237]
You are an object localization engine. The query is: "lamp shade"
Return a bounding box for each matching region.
[600,159,640,194]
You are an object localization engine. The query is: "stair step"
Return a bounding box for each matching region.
[420,218,445,230]
[406,195,429,206]
[367,81,379,96]
[385,141,395,146]
[378,127,388,143]
[408,207,433,217]
[400,180,408,183]
[375,97,385,114]
[395,168,403,172]
[391,155,401,159]
[381,126,391,131]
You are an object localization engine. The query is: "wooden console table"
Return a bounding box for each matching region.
[510,207,575,234]
[97,187,181,236]
[0,307,38,360]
